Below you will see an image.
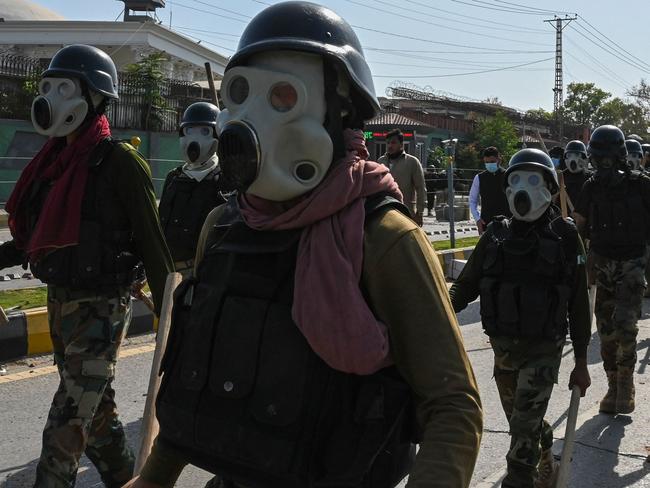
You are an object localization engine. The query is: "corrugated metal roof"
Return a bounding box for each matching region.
[365,112,432,128]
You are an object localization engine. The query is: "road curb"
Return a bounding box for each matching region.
[0,299,157,362]
[0,246,477,363]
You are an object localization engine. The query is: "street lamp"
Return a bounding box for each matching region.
[442,138,458,248]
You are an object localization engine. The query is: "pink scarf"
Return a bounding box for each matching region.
[239,129,403,375]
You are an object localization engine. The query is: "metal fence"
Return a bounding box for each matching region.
[0,54,211,132]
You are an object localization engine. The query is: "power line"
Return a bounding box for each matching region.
[173,26,240,44]
[364,47,555,55]
[171,25,241,37]
[368,48,552,68]
[404,0,549,33]
[372,0,552,35]
[344,0,549,46]
[368,58,548,70]
[182,0,252,19]
[168,0,249,23]
[450,0,550,15]
[569,23,650,75]
[564,34,630,89]
[373,56,553,78]
[577,14,650,71]
[492,0,575,16]
[352,25,551,52]
[564,51,629,92]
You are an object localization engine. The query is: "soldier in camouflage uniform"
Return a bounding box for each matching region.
[0,45,172,487]
[450,149,591,488]
[574,125,650,415]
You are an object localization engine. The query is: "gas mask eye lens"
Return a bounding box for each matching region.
[528,174,540,186]
[229,76,249,105]
[200,127,211,137]
[269,82,298,113]
[58,81,73,98]
[510,174,520,186]
[40,81,51,95]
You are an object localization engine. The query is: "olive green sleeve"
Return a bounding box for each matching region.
[568,234,591,359]
[448,234,489,313]
[138,436,188,487]
[363,210,483,488]
[111,144,174,315]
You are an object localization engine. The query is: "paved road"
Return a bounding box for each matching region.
[1,297,649,487]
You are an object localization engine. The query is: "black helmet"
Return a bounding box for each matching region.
[179,102,220,136]
[504,148,559,194]
[642,143,650,155]
[43,44,118,99]
[625,139,643,156]
[564,140,587,157]
[587,125,627,161]
[226,1,379,120]
[548,145,564,158]
[628,133,644,143]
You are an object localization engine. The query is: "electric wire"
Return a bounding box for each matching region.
[167,0,249,23]
[450,0,550,16]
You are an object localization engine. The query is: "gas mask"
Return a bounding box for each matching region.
[217,51,333,202]
[564,152,588,173]
[180,125,218,169]
[505,169,553,222]
[627,153,642,171]
[31,77,102,137]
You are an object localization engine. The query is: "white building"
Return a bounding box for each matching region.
[0,0,229,82]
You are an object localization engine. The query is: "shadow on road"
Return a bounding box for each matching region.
[1,418,143,488]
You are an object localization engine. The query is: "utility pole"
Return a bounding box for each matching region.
[544,15,577,143]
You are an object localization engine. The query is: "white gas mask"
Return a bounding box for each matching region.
[564,151,588,174]
[627,153,642,170]
[31,77,102,137]
[217,51,333,202]
[505,169,553,222]
[180,125,218,169]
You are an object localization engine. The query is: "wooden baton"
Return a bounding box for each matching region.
[204,62,220,109]
[134,271,182,475]
[555,385,582,488]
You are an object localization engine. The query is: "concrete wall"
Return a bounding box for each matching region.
[0,119,183,202]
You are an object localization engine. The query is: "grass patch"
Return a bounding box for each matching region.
[432,236,480,251]
[0,286,47,311]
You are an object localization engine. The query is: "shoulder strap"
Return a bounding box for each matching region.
[364,193,411,220]
[87,137,117,168]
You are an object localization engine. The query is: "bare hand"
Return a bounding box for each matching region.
[477,219,486,235]
[569,365,591,397]
[414,211,424,227]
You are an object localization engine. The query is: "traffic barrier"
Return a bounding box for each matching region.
[0,298,157,362]
[0,247,476,363]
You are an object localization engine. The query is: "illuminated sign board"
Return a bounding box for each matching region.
[364,131,414,140]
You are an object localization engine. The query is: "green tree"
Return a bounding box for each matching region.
[125,52,170,131]
[525,107,553,123]
[474,111,519,161]
[594,97,649,135]
[563,82,610,126]
[455,143,481,170]
[427,145,447,167]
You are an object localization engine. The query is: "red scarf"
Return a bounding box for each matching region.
[6,115,111,260]
[239,129,403,375]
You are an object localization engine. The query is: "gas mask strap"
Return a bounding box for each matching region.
[323,62,346,163]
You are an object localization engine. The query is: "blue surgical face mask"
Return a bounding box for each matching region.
[485,162,498,173]
[551,158,561,168]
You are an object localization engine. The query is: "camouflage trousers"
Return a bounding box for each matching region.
[592,251,646,372]
[34,285,135,488]
[491,336,564,488]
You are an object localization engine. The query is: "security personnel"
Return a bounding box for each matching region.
[641,143,650,172]
[574,125,650,415]
[469,146,511,234]
[0,45,173,487]
[158,102,228,277]
[450,148,591,488]
[625,138,644,171]
[562,140,591,212]
[125,2,482,488]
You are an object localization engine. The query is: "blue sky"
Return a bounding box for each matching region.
[35,0,650,112]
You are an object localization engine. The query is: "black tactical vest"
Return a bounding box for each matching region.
[158,166,227,262]
[587,173,649,259]
[562,170,590,213]
[479,213,575,340]
[29,139,143,289]
[478,168,510,222]
[156,195,416,488]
